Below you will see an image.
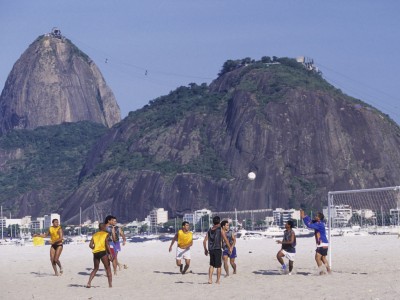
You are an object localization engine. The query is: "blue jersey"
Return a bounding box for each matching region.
[303,216,329,246]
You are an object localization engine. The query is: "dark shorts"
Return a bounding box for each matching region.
[223,247,237,259]
[93,251,107,260]
[51,243,63,250]
[316,247,328,256]
[209,249,222,268]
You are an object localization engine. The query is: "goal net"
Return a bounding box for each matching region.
[327,186,400,266]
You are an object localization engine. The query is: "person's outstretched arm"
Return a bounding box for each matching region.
[169,233,178,252]
[34,230,49,238]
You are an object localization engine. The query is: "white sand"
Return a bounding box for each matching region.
[0,235,399,300]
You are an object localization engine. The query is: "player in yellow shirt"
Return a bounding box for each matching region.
[34,218,64,276]
[87,223,113,288]
[169,221,193,274]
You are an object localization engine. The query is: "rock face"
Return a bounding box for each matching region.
[0,31,120,134]
[2,56,400,223]
[60,60,400,223]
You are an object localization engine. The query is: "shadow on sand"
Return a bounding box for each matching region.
[68,284,91,288]
[30,272,55,277]
[153,270,181,275]
[154,270,203,276]
[253,269,312,276]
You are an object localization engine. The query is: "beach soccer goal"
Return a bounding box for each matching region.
[327,186,400,266]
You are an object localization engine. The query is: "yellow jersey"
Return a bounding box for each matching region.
[177,229,193,248]
[49,226,62,244]
[92,231,109,253]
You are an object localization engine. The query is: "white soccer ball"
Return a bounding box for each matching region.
[247,172,256,180]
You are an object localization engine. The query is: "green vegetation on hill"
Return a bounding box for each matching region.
[92,57,346,181]
[221,57,335,100]
[95,83,232,180]
[0,122,107,206]
[128,83,223,129]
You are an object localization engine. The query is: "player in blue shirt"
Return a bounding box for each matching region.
[301,209,332,275]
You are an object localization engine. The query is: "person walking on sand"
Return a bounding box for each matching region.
[104,215,118,275]
[169,221,193,274]
[276,220,296,275]
[301,209,332,275]
[87,223,113,288]
[111,217,128,271]
[221,220,237,277]
[34,219,64,276]
[203,216,232,284]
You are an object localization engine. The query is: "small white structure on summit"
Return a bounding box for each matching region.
[296,56,320,73]
[44,27,64,40]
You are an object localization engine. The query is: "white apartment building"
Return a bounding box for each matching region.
[44,213,61,228]
[273,208,299,226]
[323,205,352,227]
[183,208,212,225]
[147,208,168,226]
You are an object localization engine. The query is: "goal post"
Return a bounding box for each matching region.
[327,186,400,267]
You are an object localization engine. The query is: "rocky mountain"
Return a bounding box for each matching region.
[0,121,107,218]
[0,29,120,134]
[58,58,400,223]
[1,53,400,224]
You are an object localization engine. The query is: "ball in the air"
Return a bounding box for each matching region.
[248,172,256,180]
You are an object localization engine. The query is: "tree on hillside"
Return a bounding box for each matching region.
[218,59,241,76]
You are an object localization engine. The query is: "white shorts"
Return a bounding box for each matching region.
[176,247,191,260]
[281,250,295,261]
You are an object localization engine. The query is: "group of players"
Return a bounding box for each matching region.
[168,209,331,284]
[276,209,331,275]
[37,209,331,287]
[169,217,237,284]
[35,215,127,288]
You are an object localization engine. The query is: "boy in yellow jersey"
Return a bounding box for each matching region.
[34,219,64,276]
[169,221,193,274]
[87,223,113,288]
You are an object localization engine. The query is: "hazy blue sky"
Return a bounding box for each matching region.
[1,1,399,123]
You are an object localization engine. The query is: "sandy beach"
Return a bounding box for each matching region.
[0,235,399,300]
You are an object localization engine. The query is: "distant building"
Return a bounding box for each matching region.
[184,208,212,225]
[147,208,168,234]
[152,208,168,224]
[30,220,42,232]
[323,205,352,227]
[0,218,5,229]
[20,216,32,229]
[296,56,320,73]
[273,208,299,226]
[390,208,400,225]
[354,209,375,219]
[264,216,275,226]
[44,213,61,229]
[183,213,194,224]
[82,220,100,229]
